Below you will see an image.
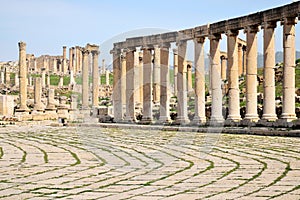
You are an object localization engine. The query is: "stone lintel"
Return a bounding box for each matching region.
[194,25,209,38]
[178,28,193,41]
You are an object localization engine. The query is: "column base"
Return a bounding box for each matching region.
[175,117,190,125]
[124,116,136,123]
[226,115,242,122]
[140,117,153,124]
[158,116,172,124]
[281,113,297,122]
[191,116,207,126]
[244,114,259,122]
[262,114,277,121]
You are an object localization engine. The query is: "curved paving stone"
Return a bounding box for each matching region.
[0,125,299,199]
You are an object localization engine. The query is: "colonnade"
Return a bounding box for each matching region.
[112,2,300,125]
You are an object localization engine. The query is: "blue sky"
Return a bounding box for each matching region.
[0,0,299,64]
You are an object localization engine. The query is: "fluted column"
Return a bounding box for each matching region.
[92,50,100,107]
[176,40,189,124]
[173,48,178,96]
[17,42,29,112]
[125,49,136,122]
[159,43,171,123]
[262,21,277,121]
[226,30,241,122]
[153,45,160,103]
[210,34,224,123]
[244,25,259,121]
[193,37,206,124]
[82,49,90,109]
[141,47,153,123]
[112,49,123,122]
[281,17,297,121]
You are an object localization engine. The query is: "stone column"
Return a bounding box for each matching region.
[62,46,67,74]
[187,63,193,93]
[209,34,224,123]
[17,42,29,112]
[262,21,277,121]
[41,69,46,88]
[0,71,4,84]
[46,73,50,88]
[125,48,135,122]
[141,47,153,123]
[58,74,64,88]
[5,68,10,86]
[106,70,110,86]
[82,49,90,109]
[138,52,143,105]
[153,45,160,103]
[176,40,189,124]
[244,25,259,121]
[112,49,123,122]
[226,30,241,122]
[92,50,100,107]
[243,47,247,75]
[102,59,106,74]
[238,43,243,76]
[33,77,43,111]
[15,73,19,87]
[281,17,297,121]
[53,59,57,74]
[121,54,127,111]
[159,43,171,123]
[46,88,56,110]
[69,48,73,72]
[133,51,140,104]
[70,70,76,85]
[221,55,227,81]
[173,48,178,96]
[75,46,80,74]
[193,37,206,124]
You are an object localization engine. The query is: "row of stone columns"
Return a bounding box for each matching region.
[113,16,298,124]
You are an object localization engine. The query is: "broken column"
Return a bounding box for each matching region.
[33,77,44,112]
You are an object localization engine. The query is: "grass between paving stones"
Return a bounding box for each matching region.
[268,184,300,199]
[4,141,27,165]
[0,147,3,159]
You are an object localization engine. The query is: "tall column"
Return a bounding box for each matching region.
[17,42,29,112]
[281,17,297,121]
[69,47,73,72]
[138,52,143,105]
[125,49,136,122]
[62,46,67,74]
[238,43,243,76]
[91,50,99,107]
[244,25,259,121]
[46,73,50,88]
[262,21,277,121]
[173,48,178,96]
[76,46,80,74]
[159,43,171,123]
[176,40,189,124]
[141,47,153,123]
[82,49,90,109]
[153,45,160,103]
[33,77,43,111]
[102,59,106,74]
[112,49,123,122]
[209,34,224,123]
[221,55,227,81]
[121,54,127,111]
[46,88,56,110]
[193,37,206,124]
[53,59,57,74]
[187,63,193,93]
[106,70,110,86]
[41,69,46,88]
[243,47,247,75]
[14,73,19,87]
[134,51,140,104]
[226,30,241,122]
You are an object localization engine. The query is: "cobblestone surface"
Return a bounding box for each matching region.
[0,125,299,199]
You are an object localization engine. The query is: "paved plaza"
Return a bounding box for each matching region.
[0,125,299,199]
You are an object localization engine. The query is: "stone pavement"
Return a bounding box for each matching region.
[0,125,299,199]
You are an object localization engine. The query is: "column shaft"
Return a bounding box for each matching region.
[173,49,178,96]
[82,49,89,109]
[153,45,160,103]
[227,30,241,121]
[159,44,171,123]
[125,49,135,122]
[210,34,224,122]
[18,42,29,111]
[176,41,189,124]
[193,37,206,124]
[282,17,297,121]
[112,49,123,122]
[238,44,243,76]
[244,25,259,121]
[262,21,277,121]
[142,48,153,123]
[92,50,99,107]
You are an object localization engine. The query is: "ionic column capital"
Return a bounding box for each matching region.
[18,41,26,50]
[281,17,298,25]
[209,33,222,41]
[91,50,100,56]
[82,49,90,56]
[262,21,277,29]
